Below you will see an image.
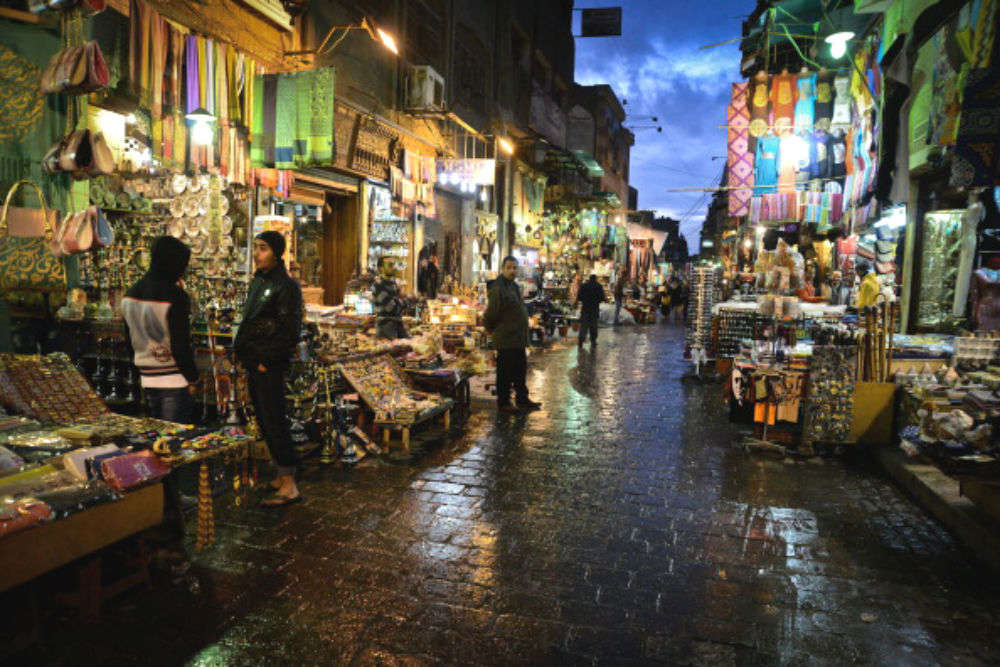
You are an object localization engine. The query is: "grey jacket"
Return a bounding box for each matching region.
[484,276,529,349]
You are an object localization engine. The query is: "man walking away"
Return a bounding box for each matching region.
[577,274,605,347]
[122,235,198,423]
[373,257,409,339]
[235,231,303,507]
[484,256,542,414]
[613,275,626,324]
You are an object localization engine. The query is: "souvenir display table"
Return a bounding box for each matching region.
[0,354,253,556]
[338,352,453,454]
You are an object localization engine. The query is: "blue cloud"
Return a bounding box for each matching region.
[574,0,750,248]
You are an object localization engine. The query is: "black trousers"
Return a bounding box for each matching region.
[579,311,599,344]
[496,347,529,406]
[247,365,296,475]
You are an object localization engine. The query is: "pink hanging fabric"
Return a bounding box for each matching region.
[727,82,755,216]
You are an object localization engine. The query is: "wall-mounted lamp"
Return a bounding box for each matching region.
[287,16,399,59]
[498,137,515,156]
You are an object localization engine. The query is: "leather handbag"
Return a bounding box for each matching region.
[100,450,171,492]
[60,208,94,254]
[45,129,113,180]
[0,180,67,293]
[92,206,114,247]
[39,41,107,95]
[40,45,85,95]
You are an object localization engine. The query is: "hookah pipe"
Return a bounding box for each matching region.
[205,303,224,423]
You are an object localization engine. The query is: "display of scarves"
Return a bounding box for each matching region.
[255,68,336,169]
[950,59,1000,187]
[726,82,754,216]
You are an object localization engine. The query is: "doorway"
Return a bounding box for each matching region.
[321,193,360,305]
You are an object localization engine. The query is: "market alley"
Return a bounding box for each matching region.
[10,324,1000,667]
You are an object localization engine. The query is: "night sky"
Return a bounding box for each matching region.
[574,0,751,247]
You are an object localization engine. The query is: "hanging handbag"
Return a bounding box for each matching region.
[60,208,94,254]
[87,131,114,178]
[0,180,67,293]
[40,44,86,95]
[92,206,114,247]
[39,41,108,95]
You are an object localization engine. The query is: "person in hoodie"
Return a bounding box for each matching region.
[122,236,198,423]
[235,231,303,507]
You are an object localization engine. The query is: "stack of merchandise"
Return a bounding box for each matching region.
[338,353,452,425]
[800,344,856,455]
[686,266,717,357]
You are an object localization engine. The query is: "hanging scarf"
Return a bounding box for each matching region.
[185,35,199,113]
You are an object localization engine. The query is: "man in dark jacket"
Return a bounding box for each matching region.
[122,236,198,423]
[484,256,541,414]
[373,256,408,339]
[235,231,303,507]
[577,274,605,347]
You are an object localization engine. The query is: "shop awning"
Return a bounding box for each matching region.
[572,150,604,178]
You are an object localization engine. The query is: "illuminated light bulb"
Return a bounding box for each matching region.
[825,31,854,59]
[186,107,216,146]
[376,28,398,55]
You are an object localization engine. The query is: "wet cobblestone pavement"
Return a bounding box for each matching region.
[9,325,1000,666]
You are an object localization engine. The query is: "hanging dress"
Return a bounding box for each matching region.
[794,72,817,131]
[754,135,780,195]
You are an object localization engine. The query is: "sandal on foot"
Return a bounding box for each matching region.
[260,494,302,508]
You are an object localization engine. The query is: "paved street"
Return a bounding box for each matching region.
[11,324,1000,666]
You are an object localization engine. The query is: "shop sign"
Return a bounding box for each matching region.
[580,8,622,37]
[436,158,496,188]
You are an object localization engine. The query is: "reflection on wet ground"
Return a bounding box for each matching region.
[8,325,1000,666]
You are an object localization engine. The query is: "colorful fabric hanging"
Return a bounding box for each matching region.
[273,72,296,168]
[754,135,780,195]
[769,72,797,136]
[726,82,754,216]
[748,71,770,150]
[186,35,200,114]
[950,60,1000,187]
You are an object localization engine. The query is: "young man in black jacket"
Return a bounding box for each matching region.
[122,236,198,423]
[235,231,303,507]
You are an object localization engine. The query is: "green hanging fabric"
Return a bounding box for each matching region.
[293,69,312,166]
[306,67,335,166]
[250,73,266,167]
[273,72,296,168]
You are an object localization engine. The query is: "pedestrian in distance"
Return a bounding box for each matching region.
[235,231,304,507]
[577,274,605,348]
[613,274,626,325]
[483,256,542,415]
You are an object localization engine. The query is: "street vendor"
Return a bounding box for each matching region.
[235,231,303,507]
[373,256,408,340]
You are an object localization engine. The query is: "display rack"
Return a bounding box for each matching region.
[338,352,452,453]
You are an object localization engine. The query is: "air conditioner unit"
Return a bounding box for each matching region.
[405,65,445,112]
